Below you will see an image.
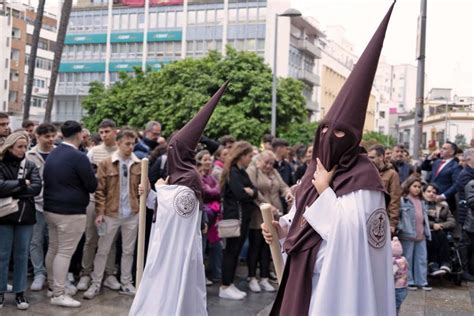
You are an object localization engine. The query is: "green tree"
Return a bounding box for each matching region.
[361,131,396,149]
[82,47,307,144]
[454,134,467,150]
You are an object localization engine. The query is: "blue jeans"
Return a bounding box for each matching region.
[401,238,428,286]
[395,288,407,315]
[208,241,223,281]
[0,225,34,293]
[30,211,48,277]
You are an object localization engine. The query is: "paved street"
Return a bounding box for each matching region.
[2,276,474,315]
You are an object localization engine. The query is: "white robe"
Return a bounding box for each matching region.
[129,185,207,316]
[280,189,396,316]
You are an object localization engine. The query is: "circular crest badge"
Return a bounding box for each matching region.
[367,208,388,249]
[173,188,197,218]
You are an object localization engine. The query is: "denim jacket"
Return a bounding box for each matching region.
[397,196,431,241]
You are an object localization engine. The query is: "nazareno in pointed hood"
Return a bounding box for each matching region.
[270,3,396,316]
[167,81,229,199]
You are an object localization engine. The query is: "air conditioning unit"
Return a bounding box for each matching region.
[33,87,39,93]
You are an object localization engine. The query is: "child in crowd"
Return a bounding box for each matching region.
[392,237,408,315]
[423,183,456,276]
[397,175,432,291]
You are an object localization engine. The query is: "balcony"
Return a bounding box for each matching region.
[298,70,320,86]
[296,40,321,59]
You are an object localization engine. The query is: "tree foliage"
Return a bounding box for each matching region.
[82,47,307,145]
[361,131,397,149]
[454,134,467,150]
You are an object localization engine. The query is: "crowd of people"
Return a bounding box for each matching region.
[1,110,474,313]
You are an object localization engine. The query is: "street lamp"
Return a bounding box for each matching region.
[271,8,302,137]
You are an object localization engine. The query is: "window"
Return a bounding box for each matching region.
[10,71,19,82]
[130,13,138,29]
[197,10,205,24]
[248,8,257,21]
[246,39,256,50]
[216,10,224,23]
[206,10,215,24]
[138,13,145,28]
[11,49,20,62]
[228,9,237,22]
[238,8,247,22]
[176,11,183,27]
[9,91,18,103]
[113,14,120,30]
[167,11,176,27]
[12,28,21,39]
[258,7,266,21]
[158,12,166,28]
[188,11,196,25]
[149,12,158,28]
[121,14,129,29]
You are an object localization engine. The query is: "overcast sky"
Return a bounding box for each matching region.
[292,0,474,97]
[40,0,473,96]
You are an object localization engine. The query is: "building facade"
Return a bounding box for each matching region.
[54,0,324,123]
[0,0,57,125]
[398,88,474,154]
[318,25,377,132]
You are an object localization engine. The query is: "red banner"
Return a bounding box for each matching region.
[121,0,183,6]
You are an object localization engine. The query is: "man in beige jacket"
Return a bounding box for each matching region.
[368,144,401,235]
[83,129,141,299]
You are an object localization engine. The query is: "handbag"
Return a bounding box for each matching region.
[0,159,26,218]
[217,200,242,239]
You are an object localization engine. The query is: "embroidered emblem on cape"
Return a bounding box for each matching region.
[173,188,197,218]
[367,208,387,248]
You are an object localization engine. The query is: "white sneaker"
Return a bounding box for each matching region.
[65,281,78,296]
[83,283,101,300]
[248,278,261,292]
[77,275,91,291]
[103,275,121,290]
[67,272,75,283]
[119,283,136,296]
[230,283,247,297]
[219,286,244,300]
[206,278,213,286]
[259,278,276,292]
[30,274,46,291]
[6,284,12,293]
[50,295,81,308]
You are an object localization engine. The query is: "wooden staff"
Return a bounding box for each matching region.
[136,158,149,289]
[260,203,284,284]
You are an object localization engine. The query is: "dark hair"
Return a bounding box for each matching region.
[262,134,274,144]
[214,145,225,159]
[446,141,458,154]
[61,120,83,138]
[149,143,168,165]
[393,144,405,150]
[401,175,423,197]
[272,138,289,149]
[0,112,8,119]
[218,135,235,146]
[116,129,137,141]
[368,144,385,157]
[98,119,116,129]
[294,144,307,160]
[220,141,253,188]
[22,120,35,129]
[423,183,439,194]
[90,133,102,146]
[36,123,57,136]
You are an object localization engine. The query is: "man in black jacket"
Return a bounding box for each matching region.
[43,121,97,308]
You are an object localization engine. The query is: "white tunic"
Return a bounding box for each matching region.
[280,189,396,316]
[129,185,207,316]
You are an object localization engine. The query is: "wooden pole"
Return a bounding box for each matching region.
[260,203,284,284]
[136,158,149,288]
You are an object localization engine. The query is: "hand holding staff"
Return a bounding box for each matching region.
[136,158,149,289]
[260,203,284,284]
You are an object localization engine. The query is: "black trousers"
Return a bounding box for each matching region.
[247,229,271,278]
[427,230,450,266]
[221,218,250,286]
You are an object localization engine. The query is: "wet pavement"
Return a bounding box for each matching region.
[2,276,474,315]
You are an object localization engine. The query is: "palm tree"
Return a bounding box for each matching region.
[44,0,73,123]
[23,0,46,121]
